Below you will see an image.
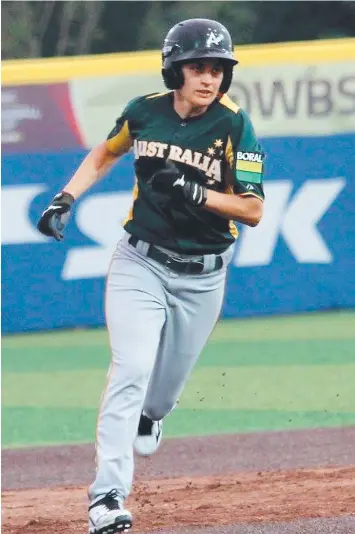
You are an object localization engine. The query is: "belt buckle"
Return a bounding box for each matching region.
[165,257,173,269]
[165,254,189,274]
[189,260,204,274]
[164,253,205,275]
[165,255,184,273]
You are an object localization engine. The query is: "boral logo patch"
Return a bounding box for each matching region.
[237,151,263,163]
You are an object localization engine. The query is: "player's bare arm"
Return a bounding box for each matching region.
[36,141,122,241]
[64,118,133,200]
[37,120,132,241]
[63,142,119,200]
[204,189,263,226]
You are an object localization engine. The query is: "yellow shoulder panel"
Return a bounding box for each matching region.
[106,120,133,156]
[219,95,240,114]
[225,135,234,168]
[229,221,239,239]
[123,182,139,226]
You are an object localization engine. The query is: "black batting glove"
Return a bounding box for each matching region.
[171,174,207,207]
[149,161,207,207]
[37,191,74,241]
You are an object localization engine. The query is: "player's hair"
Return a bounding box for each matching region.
[162,18,238,94]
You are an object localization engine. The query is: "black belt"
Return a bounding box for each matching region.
[128,236,223,275]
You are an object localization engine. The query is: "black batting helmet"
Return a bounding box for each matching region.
[162,18,238,94]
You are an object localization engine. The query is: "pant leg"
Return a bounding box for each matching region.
[89,246,166,502]
[143,266,228,422]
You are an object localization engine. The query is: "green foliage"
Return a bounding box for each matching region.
[137,2,258,50]
[2,1,355,59]
[1,0,104,58]
[2,312,355,447]
[1,2,39,58]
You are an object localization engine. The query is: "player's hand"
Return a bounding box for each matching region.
[149,161,207,207]
[171,174,208,206]
[37,191,75,241]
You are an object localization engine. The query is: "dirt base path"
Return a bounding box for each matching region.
[2,427,355,533]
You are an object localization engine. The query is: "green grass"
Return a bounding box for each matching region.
[2,311,355,448]
[4,407,355,449]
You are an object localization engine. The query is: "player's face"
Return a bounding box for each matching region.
[180,60,224,107]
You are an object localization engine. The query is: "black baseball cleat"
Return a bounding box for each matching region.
[88,489,132,533]
[134,413,163,456]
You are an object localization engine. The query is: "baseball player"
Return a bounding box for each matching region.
[37,18,265,534]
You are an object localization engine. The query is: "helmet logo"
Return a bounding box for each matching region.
[206,30,223,48]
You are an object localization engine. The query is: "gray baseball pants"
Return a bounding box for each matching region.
[88,232,233,503]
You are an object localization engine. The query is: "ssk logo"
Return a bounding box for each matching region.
[206,31,223,48]
[2,178,346,279]
[237,151,263,163]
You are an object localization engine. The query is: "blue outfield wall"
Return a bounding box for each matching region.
[2,133,355,333]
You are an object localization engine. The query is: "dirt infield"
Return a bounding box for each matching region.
[2,427,355,533]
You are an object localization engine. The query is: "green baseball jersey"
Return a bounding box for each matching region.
[106,92,265,255]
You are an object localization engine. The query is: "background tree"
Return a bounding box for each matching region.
[252,1,355,43]
[2,0,355,60]
[137,2,257,50]
[1,1,104,59]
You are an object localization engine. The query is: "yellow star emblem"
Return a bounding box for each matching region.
[207,147,215,156]
[214,139,223,148]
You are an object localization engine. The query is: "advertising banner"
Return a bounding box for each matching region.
[2,62,354,153]
[1,83,84,153]
[2,41,355,332]
[2,130,355,332]
[68,62,355,146]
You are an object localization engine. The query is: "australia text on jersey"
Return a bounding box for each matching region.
[133,139,222,182]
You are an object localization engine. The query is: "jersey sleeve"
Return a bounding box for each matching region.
[226,110,265,201]
[105,97,139,156]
